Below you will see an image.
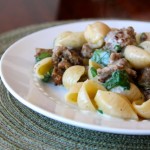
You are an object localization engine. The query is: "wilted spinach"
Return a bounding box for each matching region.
[103,70,130,90]
[91,49,111,67]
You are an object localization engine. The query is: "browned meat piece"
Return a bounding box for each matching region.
[97,58,125,82]
[51,67,64,85]
[52,46,68,65]
[138,67,150,90]
[138,67,150,99]
[97,53,136,82]
[52,46,83,65]
[58,59,72,70]
[35,48,53,56]
[81,43,93,58]
[104,26,137,51]
[68,51,83,65]
[109,52,122,63]
[143,89,150,100]
[52,46,83,85]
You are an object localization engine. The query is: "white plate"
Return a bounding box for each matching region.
[1,20,150,135]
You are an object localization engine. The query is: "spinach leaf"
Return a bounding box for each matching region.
[103,70,130,90]
[90,67,97,77]
[42,68,53,82]
[98,109,103,114]
[91,49,110,67]
[36,52,51,62]
[114,45,122,52]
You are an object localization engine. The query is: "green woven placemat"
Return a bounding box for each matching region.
[0,21,150,150]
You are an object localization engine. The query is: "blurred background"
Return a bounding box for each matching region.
[0,0,150,34]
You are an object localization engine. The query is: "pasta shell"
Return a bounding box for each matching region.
[77,80,106,111]
[34,57,53,79]
[136,32,150,44]
[89,59,102,69]
[133,100,150,119]
[62,65,85,89]
[136,33,140,44]
[54,31,87,49]
[88,59,101,81]
[110,83,144,102]
[139,41,150,54]
[94,90,138,120]
[65,82,83,104]
[84,22,111,48]
[124,45,150,69]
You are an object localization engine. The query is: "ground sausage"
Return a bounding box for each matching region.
[97,53,136,82]
[81,43,93,58]
[104,26,137,51]
[52,46,83,85]
[137,67,150,100]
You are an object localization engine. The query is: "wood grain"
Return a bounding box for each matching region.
[0,0,149,34]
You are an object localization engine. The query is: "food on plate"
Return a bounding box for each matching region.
[51,46,83,85]
[84,22,111,48]
[94,90,138,120]
[34,57,53,82]
[77,80,106,111]
[136,32,150,44]
[33,21,150,120]
[124,45,150,69]
[137,67,150,100]
[62,65,85,89]
[104,26,137,52]
[139,41,150,54]
[54,31,86,49]
[65,82,83,104]
[110,83,144,103]
[133,100,150,119]
[88,59,101,81]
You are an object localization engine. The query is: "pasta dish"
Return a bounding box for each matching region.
[33,21,150,120]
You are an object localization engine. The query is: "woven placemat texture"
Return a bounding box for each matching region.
[0,21,150,150]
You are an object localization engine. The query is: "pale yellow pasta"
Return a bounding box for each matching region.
[65,82,83,104]
[124,45,150,69]
[146,32,150,41]
[136,33,141,44]
[62,65,85,89]
[136,32,150,44]
[94,90,138,120]
[77,80,106,111]
[133,100,150,119]
[84,22,111,48]
[139,41,150,54]
[88,59,101,81]
[111,28,118,31]
[89,59,102,69]
[111,83,144,102]
[54,31,87,49]
[34,57,53,79]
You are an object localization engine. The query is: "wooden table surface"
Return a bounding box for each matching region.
[0,0,150,34]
